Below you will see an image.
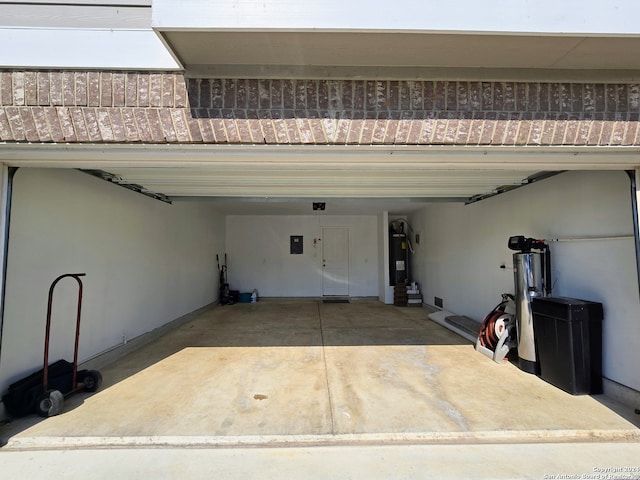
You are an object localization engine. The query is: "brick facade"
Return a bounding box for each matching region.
[1,71,639,146]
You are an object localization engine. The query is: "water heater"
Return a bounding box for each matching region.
[389,233,408,285]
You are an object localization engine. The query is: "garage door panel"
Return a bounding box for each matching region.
[105,166,538,199]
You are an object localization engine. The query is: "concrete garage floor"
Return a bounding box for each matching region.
[1,299,638,448]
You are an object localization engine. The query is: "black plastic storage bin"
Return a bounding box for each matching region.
[531,296,603,395]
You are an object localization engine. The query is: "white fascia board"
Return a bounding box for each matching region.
[0,28,181,70]
[152,0,640,36]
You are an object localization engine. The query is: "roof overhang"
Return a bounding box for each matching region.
[152,0,640,81]
[159,31,640,82]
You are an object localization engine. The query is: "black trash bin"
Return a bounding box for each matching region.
[531,296,603,395]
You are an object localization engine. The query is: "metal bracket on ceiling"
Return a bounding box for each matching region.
[79,169,172,204]
[464,171,565,205]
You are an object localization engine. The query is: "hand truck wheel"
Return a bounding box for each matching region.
[80,370,102,393]
[36,389,64,417]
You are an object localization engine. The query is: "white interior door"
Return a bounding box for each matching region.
[322,227,349,296]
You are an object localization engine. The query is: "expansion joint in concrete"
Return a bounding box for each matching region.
[317,302,336,435]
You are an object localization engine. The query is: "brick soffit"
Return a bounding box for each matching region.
[1,71,640,146]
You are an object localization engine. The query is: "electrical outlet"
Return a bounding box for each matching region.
[434,297,443,308]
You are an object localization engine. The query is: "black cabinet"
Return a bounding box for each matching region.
[532,296,603,395]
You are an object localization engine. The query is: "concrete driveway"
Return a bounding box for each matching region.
[1,299,638,448]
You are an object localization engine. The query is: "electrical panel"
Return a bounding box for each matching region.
[290,235,303,254]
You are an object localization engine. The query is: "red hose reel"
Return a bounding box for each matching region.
[475,294,517,363]
[479,310,513,351]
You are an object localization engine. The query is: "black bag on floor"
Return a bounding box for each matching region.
[2,359,74,417]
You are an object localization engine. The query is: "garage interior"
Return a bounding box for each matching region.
[0,157,639,444]
[1,3,640,446]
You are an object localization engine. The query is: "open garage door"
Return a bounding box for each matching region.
[3,144,639,207]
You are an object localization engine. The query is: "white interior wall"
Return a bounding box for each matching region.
[225,215,378,297]
[409,170,640,391]
[0,168,224,398]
